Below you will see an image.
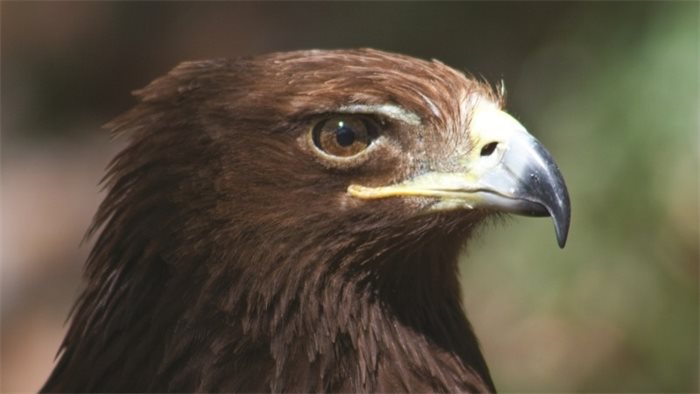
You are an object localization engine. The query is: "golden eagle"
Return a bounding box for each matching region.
[43,49,570,393]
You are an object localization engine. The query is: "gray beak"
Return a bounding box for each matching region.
[348,102,571,248]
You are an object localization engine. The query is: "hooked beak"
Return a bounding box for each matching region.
[348,102,571,248]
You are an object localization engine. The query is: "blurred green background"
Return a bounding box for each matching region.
[1,2,697,392]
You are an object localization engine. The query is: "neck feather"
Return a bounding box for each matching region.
[45,209,495,393]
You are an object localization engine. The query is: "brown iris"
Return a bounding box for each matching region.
[312,116,377,157]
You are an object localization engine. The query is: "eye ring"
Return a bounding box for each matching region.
[311,115,379,158]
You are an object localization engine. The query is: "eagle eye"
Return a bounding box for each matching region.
[311,116,378,158]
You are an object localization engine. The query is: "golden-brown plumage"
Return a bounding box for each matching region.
[43,49,569,393]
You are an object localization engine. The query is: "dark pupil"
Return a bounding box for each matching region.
[335,124,356,147]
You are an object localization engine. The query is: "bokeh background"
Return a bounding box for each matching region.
[1,2,698,392]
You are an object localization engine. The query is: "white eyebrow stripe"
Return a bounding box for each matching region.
[336,104,422,126]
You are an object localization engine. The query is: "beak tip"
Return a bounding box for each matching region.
[556,225,569,248]
[552,200,571,249]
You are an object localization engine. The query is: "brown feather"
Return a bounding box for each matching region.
[43,49,499,393]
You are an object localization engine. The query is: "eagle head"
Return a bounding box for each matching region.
[44,48,570,393]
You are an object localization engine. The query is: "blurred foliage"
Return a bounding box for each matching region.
[465,3,698,392]
[2,1,698,392]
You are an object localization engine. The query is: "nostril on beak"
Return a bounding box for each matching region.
[480,142,499,157]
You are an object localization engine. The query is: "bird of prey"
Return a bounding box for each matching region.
[42,48,570,393]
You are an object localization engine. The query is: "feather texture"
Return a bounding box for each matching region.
[43,49,499,393]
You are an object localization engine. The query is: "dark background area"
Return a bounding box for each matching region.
[2,2,698,392]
